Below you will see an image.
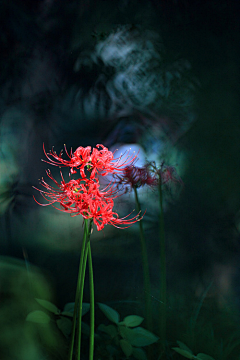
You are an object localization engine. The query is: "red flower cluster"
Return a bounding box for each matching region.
[116,165,158,191]
[156,163,183,185]
[34,144,142,231]
[42,143,137,179]
[114,161,183,193]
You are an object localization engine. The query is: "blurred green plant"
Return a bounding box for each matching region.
[25,293,240,360]
[26,300,159,359]
[96,302,159,359]
[172,341,215,360]
[0,256,63,360]
[26,299,90,339]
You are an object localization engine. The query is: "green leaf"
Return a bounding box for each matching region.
[98,303,120,324]
[196,354,215,360]
[106,345,120,356]
[56,317,72,337]
[98,324,118,338]
[172,347,194,359]
[26,310,51,324]
[62,302,90,316]
[81,321,90,336]
[35,299,60,314]
[121,315,144,327]
[120,339,133,357]
[98,324,108,333]
[119,326,159,347]
[61,311,73,317]
[177,341,193,353]
[63,302,75,313]
[132,347,147,360]
[82,303,90,316]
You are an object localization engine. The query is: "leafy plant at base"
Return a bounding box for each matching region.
[97,303,159,359]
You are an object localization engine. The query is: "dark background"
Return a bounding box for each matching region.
[0,0,240,327]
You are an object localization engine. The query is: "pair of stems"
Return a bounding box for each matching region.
[68,218,94,360]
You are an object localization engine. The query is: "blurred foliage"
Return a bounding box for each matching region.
[96,302,158,359]
[24,294,240,359]
[0,256,65,360]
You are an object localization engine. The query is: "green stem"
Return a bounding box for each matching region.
[158,176,166,351]
[68,220,89,360]
[133,186,152,331]
[87,227,94,360]
[77,219,91,360]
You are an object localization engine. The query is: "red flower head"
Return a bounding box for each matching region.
[116,164,158,192]
[42,143,138,179]
[34,144,144,231]
[156,163,183,186]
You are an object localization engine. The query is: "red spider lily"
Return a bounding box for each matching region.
[81,198,142,231]
[115,165,158,191]
[42,143,138,179]
[156,164,183,185]
[33,169,142,231]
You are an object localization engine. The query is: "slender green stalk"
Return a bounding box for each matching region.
[87,234,94,360]
[158,175,166,351]
[133,186,152,331]
[68,220,89,360]
[77,221,90,360]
